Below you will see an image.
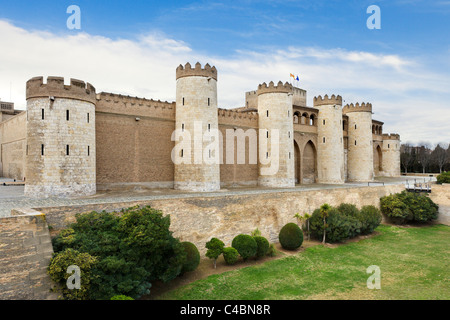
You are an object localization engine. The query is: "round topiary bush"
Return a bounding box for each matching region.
[231,234,257,261]
[278,223,303,250]
[359,205,382,234]
[181,242,200,273]
[253,236,270,258]
[222,247,239,265]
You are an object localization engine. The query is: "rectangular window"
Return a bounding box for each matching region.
[181,149,184,157]
[88,146,90,156]
[355,140,357,145]
[323,120,326,125]
[182,123,185,131]
[209,149,211,158]
[267,110,269,117]
[66,110,70,121]
[182,97,185,106]
[266,131,269,139]
[208,124,211,132]
[323,137,326,143]
[87,113,90,123]
[41,109,45,120]
[266,152,269,159]
[289,152,291,159]
[41,144,44,156]
[208,98,210,106]
[66,145,70,156]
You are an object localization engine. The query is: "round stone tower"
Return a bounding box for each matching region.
[174,62,220,192]
[257,81,295,188]
[381,134,401,177]
[25,76,97,198]
[314,94,345,184]
[343,102,374,181]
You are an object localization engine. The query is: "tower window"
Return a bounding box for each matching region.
[388,144,390,149]
[355,124,357,130]
[208,123,211,132]
[289,152,291,159]
[355,140,357,145]
[323,120,326,125]
[208,98,210,106]
[266,131,269,139]
[41,109,45,120]
[267,110,269,117]
[41,144,44,156]
[266,152,269,159]
[181,149,184,157]
[323,137,326,143]
[87,113,90,123]
[182,97,185,106]
[88,146,90,156]
[66,110,70,121]
[182,123,185,132]
[288,110,290,117]
[288,131,291,138]
[66,145,70,156]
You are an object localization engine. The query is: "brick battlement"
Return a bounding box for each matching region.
[343,102,372,114]
[313,94,342,107]
[176,62,218,81]
[257,81,292,96]
[382,133,400,140]
[26,76,96,104]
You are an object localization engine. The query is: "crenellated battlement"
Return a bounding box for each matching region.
[257,81,292,96]
[382,133,400,140]
[176,62,218,81]
[342,102,372,114]
[26,76,96,104]
[313,94,342,107]
[218,108,258,120]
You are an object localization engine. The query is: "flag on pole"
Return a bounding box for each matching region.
[296,76,299,81]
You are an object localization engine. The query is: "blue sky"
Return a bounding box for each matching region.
[0,0,449,144]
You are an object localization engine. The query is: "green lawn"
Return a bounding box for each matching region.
[158,225,450,300]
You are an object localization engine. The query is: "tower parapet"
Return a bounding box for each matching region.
[26,76,96,104]
[174,62,220,192]
[25,76,97,198]
[313,94,342,107]
[176,62,217,81]
[257,81,294,188]
[345,101,374,182]
[257,81,292,95]
[381,133,401,177]
[343,102,372,114]
[314,94,345,184]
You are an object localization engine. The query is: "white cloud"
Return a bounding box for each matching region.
[0,20,448,144]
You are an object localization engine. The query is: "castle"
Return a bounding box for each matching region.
[0,62,401,198]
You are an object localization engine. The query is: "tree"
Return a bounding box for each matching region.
[319,204,331,244]
[205,238,224,269]
[294,212,312,241]
[400,144,413,174]
[431,143,450,174]
[417,145,432,174]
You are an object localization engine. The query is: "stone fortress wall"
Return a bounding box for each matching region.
[0,62,401,197]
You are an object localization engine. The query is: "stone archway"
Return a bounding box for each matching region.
[374,145,383,175]
[294,140,301,184]
[302,140,316,184]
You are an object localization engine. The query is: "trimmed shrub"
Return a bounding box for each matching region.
[437,171,450,184]
[222,247,239,265]
[111,295,134,300]
[380,191,438,224]
[279,223,303,250]
[253,236,270,258]
[181,242,200,273]
[309,207,362,243]
[205,238,225,268]
[47,248,97,300]
[232,234,257,261]
[359,205,382,234]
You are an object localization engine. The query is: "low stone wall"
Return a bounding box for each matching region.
[37,184,405,254]
[0,209,56,300]
[429,184,450,226]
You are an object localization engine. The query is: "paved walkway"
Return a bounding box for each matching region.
[0,176,430,218]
